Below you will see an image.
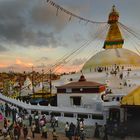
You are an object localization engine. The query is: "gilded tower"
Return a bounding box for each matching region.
[103,5,124,49]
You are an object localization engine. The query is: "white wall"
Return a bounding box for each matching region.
[58,116,104,126]
[57,94,71,107]
[57,92,104,108]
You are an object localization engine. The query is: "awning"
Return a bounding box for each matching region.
[121,86,140,105]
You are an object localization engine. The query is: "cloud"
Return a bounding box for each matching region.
[0,45,8,52]
[73,33,85,43]
[0,0,91,50]
[31,2,68,32]
[15,59,33,67]
[35,64,46,69]
[71,58,87,66]
[5,59,33,72]
[37,56,49,62]
[0,0,68,48]
[88,24,108,41]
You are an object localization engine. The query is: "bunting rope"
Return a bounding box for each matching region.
[119,22,140,41]
[53,24,108,73]
[119,23,140,55]
[135,47,140,55]
[46,0,107,24]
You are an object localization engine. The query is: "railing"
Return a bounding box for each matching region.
[0,93,102,114]
[0,93,105,125]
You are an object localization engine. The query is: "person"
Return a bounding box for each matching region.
[17,116,23,127]
[103,125,108,140]
[55,116,58,127]
[51,115,55,128]
[8,124,14,140]
[5,103,8,117]
[124,81,127,86]
[1,104,4,113]
[119,73,123,80]
[68,123,73,140]
[31,123,36,138]
[0,129,4,140]
[94,122,100,138]
[34,112,39,133]
[42,124,47,138]
[0,113,3,122]
[14,123,21,140]
[76,119,80,137]
[80,128,86,140]
[12,108,17,123]
[65,122,69,137]
[52,128,58,140]
[69,122,75,140]
[80,121,84,131]
[4,117,8,127]
[39,118,45,131]
[29,115,32,127]
[23,124,28,139]
[2,124,8,137]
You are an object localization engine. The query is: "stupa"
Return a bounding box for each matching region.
[82,6,140,71]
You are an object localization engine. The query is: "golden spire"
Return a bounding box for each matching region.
[103,5,124,49]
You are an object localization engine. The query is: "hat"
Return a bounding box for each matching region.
[27,137,31,140]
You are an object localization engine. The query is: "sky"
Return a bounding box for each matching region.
[0,0,140,73]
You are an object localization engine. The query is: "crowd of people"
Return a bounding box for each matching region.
[0,102,90,140]
[94,123,108,140]
[65,118,85,140]
[0,110,59,140]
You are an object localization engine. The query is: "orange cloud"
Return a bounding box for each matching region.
[0,64,8,68]
[55,64,83,74]
[16,59,22,65]
[16,58,33,67]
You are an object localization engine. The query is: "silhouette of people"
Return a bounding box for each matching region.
[29,115,32,127]
[94,122,100,138]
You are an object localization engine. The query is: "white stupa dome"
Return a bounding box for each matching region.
[82,48,140,72]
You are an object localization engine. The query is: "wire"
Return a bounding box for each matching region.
[53,24,108,73]
[46,0,107,25]
[119,24,140,55]
[119,22,140,41]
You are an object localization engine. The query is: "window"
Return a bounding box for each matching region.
[64,113,74,117]
[71,96,81,106]
[66,88,72,93]
[78,114,88,119]
[51,112,61,116]
[41,111,49,115]
[92,114,103,120]
[116,97,120,101]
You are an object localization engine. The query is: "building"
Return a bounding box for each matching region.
[56,75,105,108]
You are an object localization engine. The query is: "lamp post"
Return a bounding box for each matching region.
[49,69,52,94]
[32,66,35,94]
[42,69,44,92]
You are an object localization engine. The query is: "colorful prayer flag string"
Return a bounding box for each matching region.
[46,0,107,24]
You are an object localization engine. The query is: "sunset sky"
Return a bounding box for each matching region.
[0,0,140,73]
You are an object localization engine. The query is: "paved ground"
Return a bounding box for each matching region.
[17,131,95,140]
[0,117,95,140]
[0,126,95,140]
